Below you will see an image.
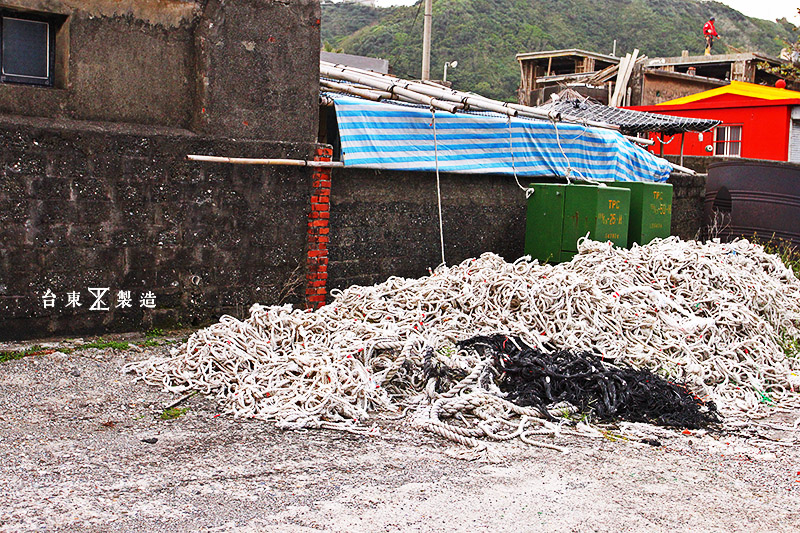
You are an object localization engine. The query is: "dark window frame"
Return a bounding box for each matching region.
[0,9,59,87]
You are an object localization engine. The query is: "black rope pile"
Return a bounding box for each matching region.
[457,335,720,429]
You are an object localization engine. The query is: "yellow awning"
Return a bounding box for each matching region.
[657,80,800,106]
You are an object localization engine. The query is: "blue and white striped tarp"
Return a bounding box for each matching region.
[332,95,672,182]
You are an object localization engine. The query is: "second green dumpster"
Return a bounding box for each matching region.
[524,183,631,263]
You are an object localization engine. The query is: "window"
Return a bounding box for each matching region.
[714,124,742,157]
[0,10,58,87]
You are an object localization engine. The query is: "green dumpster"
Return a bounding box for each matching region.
[608,182,673,247]
[524,183,631,263]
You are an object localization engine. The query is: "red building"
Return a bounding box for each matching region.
[628,81,800,162]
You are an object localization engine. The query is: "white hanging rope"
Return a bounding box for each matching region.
[126,237,800,452]
[655,134,677,145]
[431,109,446,266]
[551,119,605,186]
[506,116,535,198]
[552,119,576,183]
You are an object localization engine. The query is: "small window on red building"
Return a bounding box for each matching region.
[714,125,742,157]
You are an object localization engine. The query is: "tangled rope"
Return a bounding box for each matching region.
[460,334,719,429]
[126,237,800,449]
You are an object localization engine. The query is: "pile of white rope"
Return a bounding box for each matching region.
[126,237,800,448]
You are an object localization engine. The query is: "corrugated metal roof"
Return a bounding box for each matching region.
[658,80,800,106]
[536,97,720,135]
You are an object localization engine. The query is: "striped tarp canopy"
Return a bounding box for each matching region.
[331,95,672,183]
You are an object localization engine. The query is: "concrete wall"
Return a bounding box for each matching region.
[328,169,528,290]
[1,144,709,339]
[193,0,321,142]
[0,116,318,340]
[327,170,710,291]
[666,173,707,240]
[0,0,320,141]
[0,0,194,128]
[0,0,323,339]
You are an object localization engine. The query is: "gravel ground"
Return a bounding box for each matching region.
[1,333,799,532]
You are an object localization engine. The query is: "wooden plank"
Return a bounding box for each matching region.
[590,63,620,83]
[611,49,639,106]
[610,53,631,107]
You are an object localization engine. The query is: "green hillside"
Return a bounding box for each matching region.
[321,2,396,49]
[322,0,796,101]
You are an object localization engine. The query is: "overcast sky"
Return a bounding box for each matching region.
[372,0,800,23]
[715,0,798,22]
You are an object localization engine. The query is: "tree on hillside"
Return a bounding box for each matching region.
[759,10,800,82]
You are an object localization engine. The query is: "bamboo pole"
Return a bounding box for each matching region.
[628,136,654,146]
[320,64,461,113]
[320,79,387,101]
[322,63,515,116]
[319,90,457,109]
[187,152,688,175]
[321,62,656,146]
[325,62,402,83]
[322,63,519,115]
[187,155,344,167]
[670,161,696,175]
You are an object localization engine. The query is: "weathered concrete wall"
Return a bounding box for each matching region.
[0,0,323,339]
[2,147,709,339]
[0,0,320,141]
[0,0,197,127]
[666,173,707,240]
[327,169,529,290]
[0,116,318,340]
[664,154,751,175]
[193,0,321,142]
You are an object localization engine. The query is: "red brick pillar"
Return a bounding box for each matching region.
[305,146,333,309]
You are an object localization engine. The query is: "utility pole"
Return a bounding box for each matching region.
[421,0,432,80]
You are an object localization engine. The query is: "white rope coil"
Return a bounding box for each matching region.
[126,237,800,447]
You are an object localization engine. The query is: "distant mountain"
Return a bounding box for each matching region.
[322,0,796,101]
